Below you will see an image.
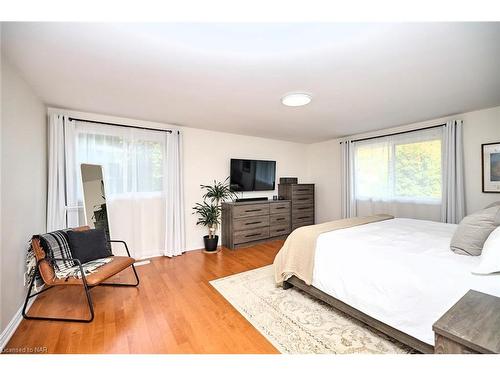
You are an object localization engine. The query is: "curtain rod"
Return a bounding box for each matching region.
[339,123,446,144]
[68,117,175,134]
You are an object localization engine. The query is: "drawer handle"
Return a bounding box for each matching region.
[245,233,261,238]
[245,209,262,212]
[297,216,310,220]
[297,207,309,210]
[275,229,286,232]
[245,221,262,225]
[297,197,309,201]
[297,189,309,191]
[276,218,285,221]
[275,207,285,210]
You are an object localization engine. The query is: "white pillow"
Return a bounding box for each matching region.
[472,226,500,275]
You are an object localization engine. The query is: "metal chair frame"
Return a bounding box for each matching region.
[22,240,139,323]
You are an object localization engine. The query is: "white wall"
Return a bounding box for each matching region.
[1,57,46,332]
[307,105,500,223]
[306,138,342,224]
[461,106,500,212]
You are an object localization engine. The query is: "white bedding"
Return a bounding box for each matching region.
[312,218,500,345]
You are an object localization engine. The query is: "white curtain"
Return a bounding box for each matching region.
[340,140,355,218]
[441,120,465,223]
[64,120,80,227]
[164,131,186,257]
[46,114,67,231]
[352,127,444,221]
[46,115,186,259]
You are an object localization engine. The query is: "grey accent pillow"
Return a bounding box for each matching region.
[450,206,500,256]
[485,201,500,209]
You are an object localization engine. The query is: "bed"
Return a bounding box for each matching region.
[275,217,500,353]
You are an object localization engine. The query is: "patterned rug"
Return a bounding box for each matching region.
[210,265,414,354]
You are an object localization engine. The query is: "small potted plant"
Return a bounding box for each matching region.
[193,177,237,252]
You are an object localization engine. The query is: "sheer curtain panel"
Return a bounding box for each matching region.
[164,131,186,257]
[46,115,186,259]
[47,114,67,231]
[70,121,164,259]
[340,140,355,218]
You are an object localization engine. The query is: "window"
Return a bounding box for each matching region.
[75,128,165,196]
[65,120,172,259]
[353,128,442,203]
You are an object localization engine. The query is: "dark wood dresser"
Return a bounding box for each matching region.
[433,290,500,354]
[221,200,291,249]
[278,183,315,230]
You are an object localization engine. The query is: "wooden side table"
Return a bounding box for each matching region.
[433,290,500,354]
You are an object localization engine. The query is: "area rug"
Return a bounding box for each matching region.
[210,265,414,354]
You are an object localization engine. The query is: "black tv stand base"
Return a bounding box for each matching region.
[235,197,269,203]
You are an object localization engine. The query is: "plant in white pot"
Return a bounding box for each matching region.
[193,177,237,252]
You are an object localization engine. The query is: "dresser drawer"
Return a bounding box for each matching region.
[434,335,480,354]
[269,201,290,214]
[292,184,314,195]
[292,203,314,216]
[292,211,314,223]
[292,195,314,205]
[292,221,314,231]
[234,228,270,245]
[233,215,269,231]
[270,213,290,226]
[233,203,270,218]
[270,224,291,237]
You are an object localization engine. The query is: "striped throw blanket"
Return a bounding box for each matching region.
[24,230,112,289]
[39,230,75,274]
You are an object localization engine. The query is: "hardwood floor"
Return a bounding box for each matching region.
[5,240,283,354]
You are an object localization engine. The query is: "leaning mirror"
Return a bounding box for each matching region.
[80,163,110,241]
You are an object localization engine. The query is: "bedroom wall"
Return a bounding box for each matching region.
[307,105,500,223]
[306,138,342,224]
[0,57,47,333]
[461,106,500,212]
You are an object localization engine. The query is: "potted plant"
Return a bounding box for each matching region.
[193,177,238,252]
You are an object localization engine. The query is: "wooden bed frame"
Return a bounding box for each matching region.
[283,276,435,354]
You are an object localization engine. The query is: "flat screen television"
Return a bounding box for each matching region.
[230,159,276,192]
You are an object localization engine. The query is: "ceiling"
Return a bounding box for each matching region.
[3,22,500,143]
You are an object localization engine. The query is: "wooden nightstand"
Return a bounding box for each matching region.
[433,290,500,354]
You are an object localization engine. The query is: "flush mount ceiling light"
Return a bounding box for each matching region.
[281,93,312,107]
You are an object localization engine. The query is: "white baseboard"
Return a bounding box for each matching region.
[0,297,35,352]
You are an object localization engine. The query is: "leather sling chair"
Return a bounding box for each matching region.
[22,226,140,323]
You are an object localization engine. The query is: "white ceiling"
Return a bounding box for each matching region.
[3,22,500,143]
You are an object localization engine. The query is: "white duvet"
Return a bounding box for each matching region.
[312,218,500,345]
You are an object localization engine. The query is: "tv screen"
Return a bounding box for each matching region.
[230,159,276,192]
